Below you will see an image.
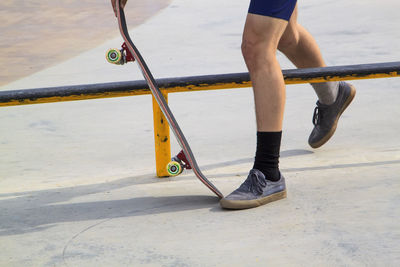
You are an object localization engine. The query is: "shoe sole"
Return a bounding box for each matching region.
[220,190,287,210]
[309,84,356,149]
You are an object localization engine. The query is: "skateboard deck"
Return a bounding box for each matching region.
[110,0,223,198]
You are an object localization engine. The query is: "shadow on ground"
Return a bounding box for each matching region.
[1,148,399,237]
[0,194,218,237]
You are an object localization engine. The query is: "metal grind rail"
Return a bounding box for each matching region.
[1,61,399,176]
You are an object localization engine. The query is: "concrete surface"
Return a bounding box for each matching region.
[0,0,172,87]
[1,0,399,266]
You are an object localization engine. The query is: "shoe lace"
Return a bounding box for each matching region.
[241,170,267,195]
[312,102,327,126]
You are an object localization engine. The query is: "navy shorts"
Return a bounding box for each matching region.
[248,0,297,21]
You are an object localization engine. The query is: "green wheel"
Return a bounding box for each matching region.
[106,48,122,64]
[167,161,183,176]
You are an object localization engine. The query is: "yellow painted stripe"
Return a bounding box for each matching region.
[284,72,400,84]
[1,72,398,107]
[0,90,150,107]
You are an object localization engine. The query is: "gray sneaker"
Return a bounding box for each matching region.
[220,169,287,210]
[308,81,356,148]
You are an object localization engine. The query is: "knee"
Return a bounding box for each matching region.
[241,39,255,65]
[278,30,299,53]
[241,38,275,72]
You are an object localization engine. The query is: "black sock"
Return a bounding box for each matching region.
[252,131,282,182]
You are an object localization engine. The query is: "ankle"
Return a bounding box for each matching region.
[253,167,280,182]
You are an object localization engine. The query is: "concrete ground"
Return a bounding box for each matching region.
[0,0,172,87]
[1,0,399,266]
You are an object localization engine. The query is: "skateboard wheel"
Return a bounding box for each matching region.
[106,48,122,64]
[167,161,183,176]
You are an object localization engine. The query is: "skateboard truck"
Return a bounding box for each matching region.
[167,150,192,176]
[106,42,135,65]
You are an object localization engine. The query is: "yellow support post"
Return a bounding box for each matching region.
[152,90,171,177]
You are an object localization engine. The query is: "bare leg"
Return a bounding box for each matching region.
[242,14,288,131]
[278,6,339,105]
[278,6,325,68]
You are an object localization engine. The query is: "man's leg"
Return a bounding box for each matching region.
[278,6,339,104]
[220,13,289,210]
[242,14,288,132]
[278,6,356,148]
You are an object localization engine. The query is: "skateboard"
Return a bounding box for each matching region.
[107,0,223,198]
